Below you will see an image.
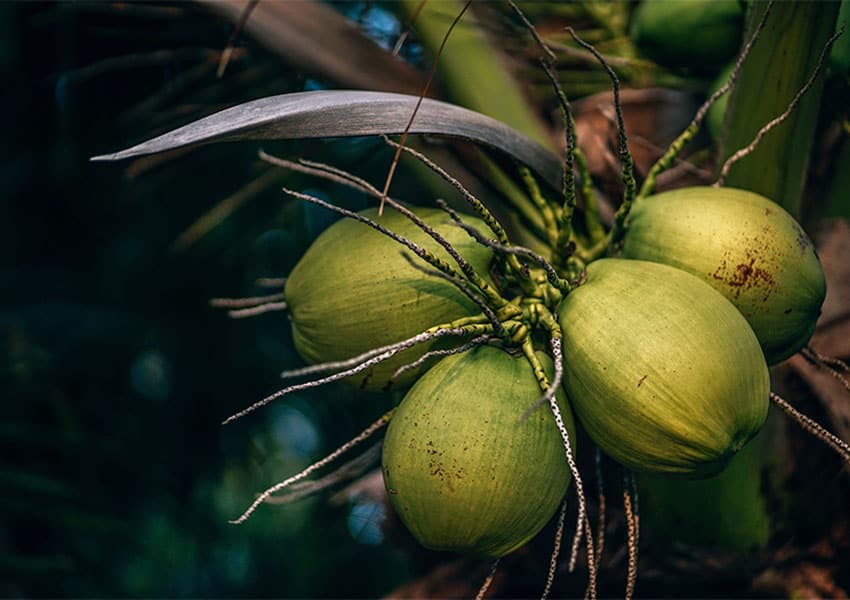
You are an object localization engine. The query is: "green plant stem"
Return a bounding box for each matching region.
[719,0,840,217]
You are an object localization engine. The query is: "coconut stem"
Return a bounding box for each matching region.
[716,24,844,187]
[475,559,500,600]
[770,392,850,464]
[518,164,560,249]
[224,326,483,425]
[541,498,568,600]
[637,1,775,199]
[538,57,578,259]
[574,147,605,245]
[507,1,588,271]
[437,198,575,294]
[567,27,635,249]
[229,410,393,524]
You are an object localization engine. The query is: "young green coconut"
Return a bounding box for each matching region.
[622,186,826,364]
[558,258,770,478]
[382,345,576,559]
[285,205,495,389]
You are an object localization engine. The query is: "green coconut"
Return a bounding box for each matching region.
[382,345,574,558]
[631,0,744,72]
[622,186,826,364]
[285,207,493,390]
[558,258,769,478]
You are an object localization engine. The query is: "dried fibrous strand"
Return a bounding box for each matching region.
[541,498,568,600]
[380,136,513,249]
[567,27,635,231]
[594,448,606,566]
[531,336,594,588]
[800,346,850,393]
[623,469,639,600]
[475,559,500,600]
[281,188,469,287]
[225,301,288,319]
[379,1,473,213]
[265,443,381,505]
[279,316,490,380]
[229,412,392,524]
[217,0,259,78]
[443,206,574,293]
[223,327,477,425]
[209,292,285,308]
[386,334,496,388]
[770,392,850,464]
[270,156,481,289]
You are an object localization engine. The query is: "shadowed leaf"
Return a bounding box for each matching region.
[90,90,564,192]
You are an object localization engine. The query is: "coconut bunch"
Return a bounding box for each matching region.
[213,21,849,596]
[95,4,850,596]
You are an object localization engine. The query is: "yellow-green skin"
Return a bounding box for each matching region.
[285,207,492,390]
[622,187,826,364]
[631,0,744,72]
[382,345,574,558]
[558,259,769,478]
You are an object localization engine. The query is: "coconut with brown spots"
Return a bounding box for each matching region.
[381,345,574,559]
[622,186,826,364]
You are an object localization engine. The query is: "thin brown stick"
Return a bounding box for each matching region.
[379,1,473,214]
[393,0,428,56]
[217,0,259,78]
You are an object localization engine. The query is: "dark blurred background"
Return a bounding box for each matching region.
[1,2,425,596]
[3,2,850,598]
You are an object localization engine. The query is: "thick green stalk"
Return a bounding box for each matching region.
[399,0,553,150]
[720,0,840,217]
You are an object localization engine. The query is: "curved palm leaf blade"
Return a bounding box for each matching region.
[90,90,563,191]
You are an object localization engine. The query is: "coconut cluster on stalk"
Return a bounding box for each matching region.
[206,7,850,598]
